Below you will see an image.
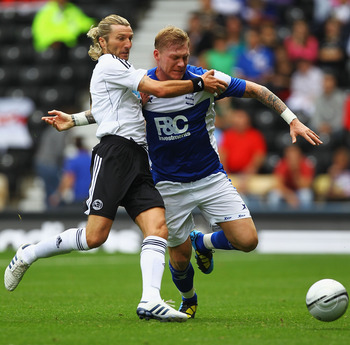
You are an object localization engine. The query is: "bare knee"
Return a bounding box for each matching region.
[238,233,259,252]
[85,215,113,248]
[136,207,168,239]
[86,234,108,248]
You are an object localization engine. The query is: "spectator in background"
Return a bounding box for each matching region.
[326,146,350,201]
[286,58,323,119]
[186,4,219,65]
[311,70,347,147]
[0,97,34,152]
[267,144,315,209]
[284,19,319,64]
[34,126,67,208]
[211,0,245,18]
[0,97,35,202]
[269,45,292,102]
[199,30,234,75]
[225,15,245,68]
[219,108,267,196]
[49,136,91,208]
[331,0,350,27]
[235,27,275,85]
[186,12,209,65]
[259,22,279,51]
[31,0,95,52]
[318,17,347,86]
[197,0,220,29]
[242,0,278,29]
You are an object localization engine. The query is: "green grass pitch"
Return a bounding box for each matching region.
[0,250,349,345]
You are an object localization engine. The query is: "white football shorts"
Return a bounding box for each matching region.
[156,172,251,247]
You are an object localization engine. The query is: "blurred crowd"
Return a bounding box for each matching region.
[0,0,349,212]
[185,0,350,209]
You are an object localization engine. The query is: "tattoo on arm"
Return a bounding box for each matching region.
[256,86,287,114]
[85,110,96,124]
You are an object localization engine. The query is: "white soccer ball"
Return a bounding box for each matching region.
[306,279,349,322]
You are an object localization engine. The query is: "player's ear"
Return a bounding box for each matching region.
[99,37,106,50]
[153,49,160,61]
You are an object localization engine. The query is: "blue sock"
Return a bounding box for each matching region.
[210,230,237,250]
[169,261,194,295]
[182,293,197,303]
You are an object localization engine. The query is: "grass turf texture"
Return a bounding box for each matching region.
[0,250,349,345]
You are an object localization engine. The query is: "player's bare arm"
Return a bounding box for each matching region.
[243,80,323,146]
[42,110,96,131]
[138,70,227,98]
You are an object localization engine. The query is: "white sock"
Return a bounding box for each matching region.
[21,228,89,265]
[140,236,167,302]
[203,233,214,250]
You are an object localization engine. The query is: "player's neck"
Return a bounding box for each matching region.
[155,68,170,82]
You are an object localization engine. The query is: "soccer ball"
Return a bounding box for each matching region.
[306,279,349,322]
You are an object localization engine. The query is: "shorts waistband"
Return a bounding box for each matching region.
[100,135,147,150]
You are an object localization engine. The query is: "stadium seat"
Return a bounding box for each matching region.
[19,66,53,86]
[34,47,63,65]
[0,66,18,87]
[56,65,75,84]
[0,24,16,44]
[38,85,76,109]
[0,45,22,65]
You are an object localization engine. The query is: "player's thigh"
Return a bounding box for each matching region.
[197,172,251,224]
[219,217,258,251]
[135,206,167,239]
[156,181,196,247]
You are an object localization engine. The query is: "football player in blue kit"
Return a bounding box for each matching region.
[42,25,322,319]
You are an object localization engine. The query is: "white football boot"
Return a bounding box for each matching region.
[4,244,31,291]
[137,300,188,322]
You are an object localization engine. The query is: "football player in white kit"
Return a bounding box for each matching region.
[3,15,227,322]
[39,25,322,319]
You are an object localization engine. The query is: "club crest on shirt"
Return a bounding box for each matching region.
[92,199,103,210]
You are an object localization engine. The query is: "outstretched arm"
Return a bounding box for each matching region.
[42,109,96,131]
[243,81,323,146]
[138,70,227,97]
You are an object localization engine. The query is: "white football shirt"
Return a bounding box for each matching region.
[90,54,147,145]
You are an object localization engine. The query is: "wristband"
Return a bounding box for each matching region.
[72,112,89,126]
[281,108,297,125]
[191,77,204,93]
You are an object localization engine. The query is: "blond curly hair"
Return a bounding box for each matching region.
[87,14,130,61]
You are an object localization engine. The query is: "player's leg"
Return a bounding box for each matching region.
[135,206,168,303]
[134,206,187,322]
[168,238,198,319]
[4,215,112,291]
[214,217,258,252]
[190,172,258,263]
[4,137,120,292]
[155,180,198,318]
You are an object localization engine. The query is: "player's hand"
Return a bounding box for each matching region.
[202,70,228,96]
[290,118,323,146]
[140,92,150,106]
[42,110,74,131]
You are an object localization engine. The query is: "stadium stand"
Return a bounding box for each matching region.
[0,0,349,211]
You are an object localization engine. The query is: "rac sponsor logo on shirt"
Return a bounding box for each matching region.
[154,115,191,141]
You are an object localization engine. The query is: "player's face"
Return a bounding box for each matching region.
[100,24,133,60]
[154,43,190,80]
